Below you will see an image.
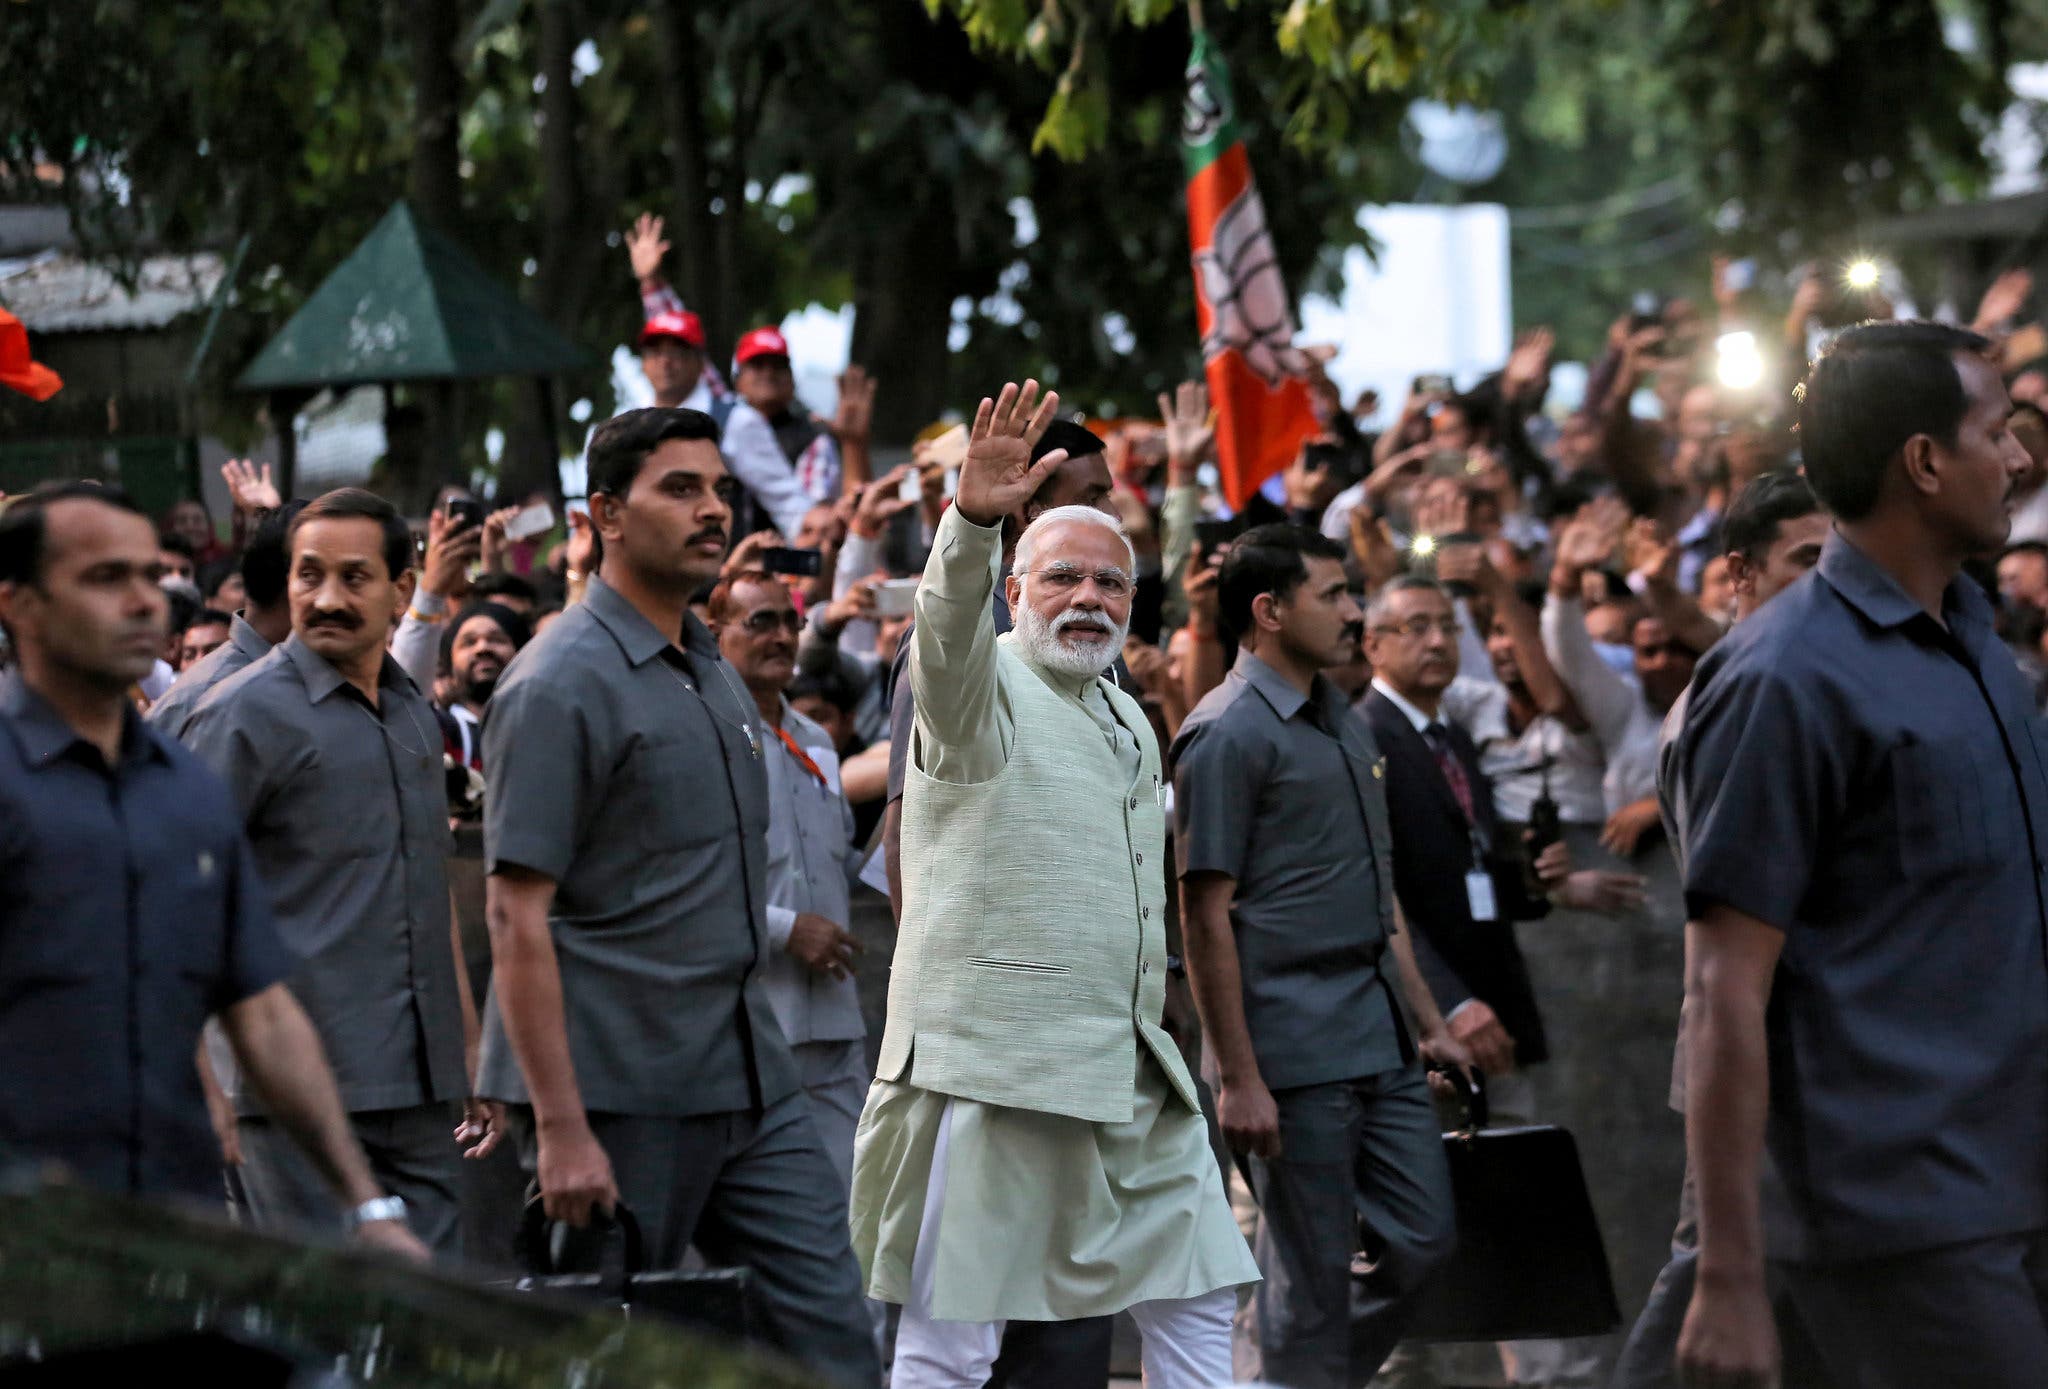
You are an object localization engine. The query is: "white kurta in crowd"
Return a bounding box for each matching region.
[848,505,1256,1336]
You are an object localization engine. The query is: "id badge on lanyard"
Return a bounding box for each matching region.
[1465,870,1499,923]
[1464,828,1498,922]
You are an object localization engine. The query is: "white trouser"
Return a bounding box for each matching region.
[891,1100,1237,1388]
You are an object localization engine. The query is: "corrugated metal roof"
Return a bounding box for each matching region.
[0,251,225,333]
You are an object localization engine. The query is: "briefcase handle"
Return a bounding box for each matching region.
[1429,1062,1490,1132]
[517,1194,646,1283]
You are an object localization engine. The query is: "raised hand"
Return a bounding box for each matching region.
[1122,635,1173,699]
[1555,496,1631,580]
[955,380,1068,528]
[1347,507,1404,590]
[420,507,482,600]
[1183,544,1222,628]
[1502,327,1555,396]
[564,507,599,578]
[833,365,877,446]
[220,458,281,515]
[1625,516,1681,589]
[626,213,669,285]
[823,573,884,634]
[851,466,918,538]
[1976,267,2034,333]
[723,529,781,580]
[1158,379,1216,478]
[480,505,521,574]
[1412,477,1474,540]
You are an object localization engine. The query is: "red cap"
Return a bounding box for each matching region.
[639,310,705,350]
[734,326,791,366]
[0,308,62,403]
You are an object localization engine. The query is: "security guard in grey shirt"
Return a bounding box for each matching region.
[477,408,876,1388]
[185,488,491,1258]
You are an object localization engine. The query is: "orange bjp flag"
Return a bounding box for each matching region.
[1182,31,1319,510]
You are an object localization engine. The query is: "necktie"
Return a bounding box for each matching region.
[1424,722,1478,825]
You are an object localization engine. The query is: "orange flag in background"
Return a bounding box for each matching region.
[1182,31,1319,509]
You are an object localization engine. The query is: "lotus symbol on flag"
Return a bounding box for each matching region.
[1192,189,1313,389]
[1183,64,1226,146]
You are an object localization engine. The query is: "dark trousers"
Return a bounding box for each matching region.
[1771,1228,2048,1389]
[1610,1160,1834,1389]
[987,1317,1114,1388]
[535,1093,880,1389]
[237,1102,462,1257]
[1238,1064,1456,1389]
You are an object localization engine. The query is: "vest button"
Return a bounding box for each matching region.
[1129,796,1139,810]
[1135,851,1143,865]
[1142,906,1151,920]
[1142,960,1150,975]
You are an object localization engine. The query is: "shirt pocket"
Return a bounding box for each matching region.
[295,746,398,860]
[622,735,737,853]
[1894,734,2013,880]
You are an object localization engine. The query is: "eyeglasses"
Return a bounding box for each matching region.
[740,609,804,636]
[1371,617,1462,640]
[1019,565,1133,601]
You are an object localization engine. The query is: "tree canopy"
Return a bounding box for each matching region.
[1,0,2039,494]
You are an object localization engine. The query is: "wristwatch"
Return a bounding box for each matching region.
[342,1195,410,1233]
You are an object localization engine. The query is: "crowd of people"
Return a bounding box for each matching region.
[5,219,2048,1389]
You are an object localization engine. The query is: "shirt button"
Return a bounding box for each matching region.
[1142,960,1150,975]
[1134,851,1144,866]
[1128,796,1138,811]
[1142,906,1151,920]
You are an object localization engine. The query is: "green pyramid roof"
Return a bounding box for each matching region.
[237,201,592,390]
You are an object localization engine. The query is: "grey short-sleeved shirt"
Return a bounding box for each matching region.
[1167,649,1405,1091]
[0,675,292,1201]
[145,613,272,740]
[475,575,798,1117]
[1676,531,2048,1262]
[183,635,466,1115]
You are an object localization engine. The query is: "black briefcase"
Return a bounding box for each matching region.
[1393,1071,1621,1343]
[498,1198,760,1340]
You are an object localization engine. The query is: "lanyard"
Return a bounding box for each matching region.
[773,725,830,788]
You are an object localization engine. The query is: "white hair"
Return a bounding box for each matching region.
[1012,504,1135,577]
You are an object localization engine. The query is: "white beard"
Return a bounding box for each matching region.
[1014,603,1127,680]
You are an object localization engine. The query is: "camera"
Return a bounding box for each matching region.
[760,547,824,578]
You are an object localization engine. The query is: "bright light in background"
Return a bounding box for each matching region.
[1715,331,1765,390]
[1008,198,1040,247]
[1844,258,1881,290]
[1102,312,1137,356]
[569,397,593,424]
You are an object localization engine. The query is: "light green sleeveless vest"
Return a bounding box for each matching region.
[879,636,1201,1124]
